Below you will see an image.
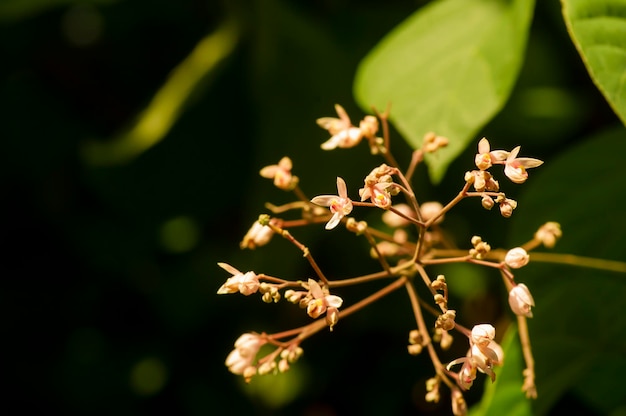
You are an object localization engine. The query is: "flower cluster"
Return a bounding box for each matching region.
[217,104,558,414]
[447,324,504,390]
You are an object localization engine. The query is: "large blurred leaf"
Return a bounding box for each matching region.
[561,0,626,126]
[506,127,626,415]
[354,0,535,183]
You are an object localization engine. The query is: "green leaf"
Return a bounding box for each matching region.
[561,0,626,126]
[354,0,535,183]
[508,126,626,415]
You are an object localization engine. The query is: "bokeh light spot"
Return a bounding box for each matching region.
[130,357,168,396]
[159,216,199,253]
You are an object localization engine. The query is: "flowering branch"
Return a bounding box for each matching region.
[215,103,581,415]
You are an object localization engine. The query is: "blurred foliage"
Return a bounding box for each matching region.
[2,0,624,415]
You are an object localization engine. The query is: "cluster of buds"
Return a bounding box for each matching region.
[466,138,542,218]
[225,332,304,383]
[285,279,343,330]
[217,104,557,413]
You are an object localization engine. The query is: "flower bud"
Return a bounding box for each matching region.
[240,220,274,249]
[451,389,467,416]
[505,247,529,269]
[535,221,562,248]
[407,343,423,355]
[499,198,517,218]
[508,283,535,318]
[471,324,495,347]
[481,194,495,210]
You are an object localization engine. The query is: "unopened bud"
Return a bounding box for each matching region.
[505,247,529,269]
[407,343,423,355]
[481,194,495,210]
[535,221,562,248]
[499,198,517,218]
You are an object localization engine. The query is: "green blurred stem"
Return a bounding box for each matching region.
[429,249,626,274]
[528,252,626,273]
[82,17,240,165]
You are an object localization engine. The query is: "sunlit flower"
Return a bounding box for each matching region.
[320,127,364,150]
[240,220,274,249]
[317,103,352,135]
[317,104,364,150]
[306,279,343,329]
[359,174,394,209]
[311,177,353,229]
[470,324,495,348]
[474,138,509,171]
[505,247,529,268]
[447,324,503,387]
[259,156,298,190]
[225,332,265,375]
[509,283,535,317]
[217,262,260,295]
[504,146,543,184]
[447,356,477,390]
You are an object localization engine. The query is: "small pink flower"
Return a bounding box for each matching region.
[225,332,265,375]
[240,221,274,249]
[311,177,353,230]
[217,262,260,295]
[359,180,394,209]
[234,333,264,358]
[509,283,535,318]
[320,127,364,150]
[504,146,543,184]
[474,138,509,170]
[306,279,343,321]
[259,156,298,190]
[505,247,529,268]
[317,104,352,135]
[317,104,364,150]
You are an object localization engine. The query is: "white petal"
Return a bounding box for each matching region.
[336,177,348,198]
[311,195,335,207]
[517,157,543,168]
[325,212,342,229]
[325,294,343,308]
[218,262,241,276]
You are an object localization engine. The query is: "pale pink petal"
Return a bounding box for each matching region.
[308,279,324,299]
[259,165,279,178]
[325,212,342,229]
[325,294,343,308]
[311,195,336,207]
[336,177,348,198]
[516,157,543,168]
[478,137,490,154]
[218,262,242,276]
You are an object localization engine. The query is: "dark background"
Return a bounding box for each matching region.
[2,0,617,415]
